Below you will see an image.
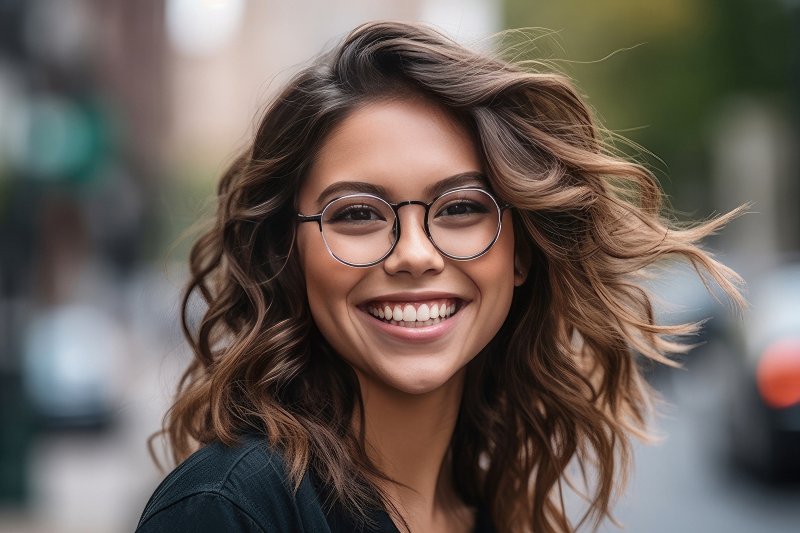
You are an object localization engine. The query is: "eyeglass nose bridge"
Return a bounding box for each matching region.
[385,199,437,258]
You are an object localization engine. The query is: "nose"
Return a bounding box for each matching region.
[382,204,445,277]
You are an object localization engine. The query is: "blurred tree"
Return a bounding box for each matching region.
[503,0,792,211]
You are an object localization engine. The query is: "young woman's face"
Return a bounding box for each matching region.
[296,97,525,396]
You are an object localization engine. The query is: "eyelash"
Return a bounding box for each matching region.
[434,200,489,217]
[328,205,386,222]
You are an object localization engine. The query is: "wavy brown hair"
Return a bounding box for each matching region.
[155,21,744,532]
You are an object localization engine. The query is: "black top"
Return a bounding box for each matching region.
[136,435,494,532]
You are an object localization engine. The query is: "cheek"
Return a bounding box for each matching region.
[468,223,517,337]
[297,228,360,333]
[480,259,516,318]
[488,222,517,316]
[298,229,332,307]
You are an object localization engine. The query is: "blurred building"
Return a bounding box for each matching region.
[1,1,501,531]
[1,0,798,532]
[165,0,500,173]
[1,0,167,511]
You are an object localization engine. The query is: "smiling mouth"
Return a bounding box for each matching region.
[361,299,463,328]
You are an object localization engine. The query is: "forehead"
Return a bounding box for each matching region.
[299,97,483,209]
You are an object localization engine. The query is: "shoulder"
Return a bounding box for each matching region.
[136,435,327,533]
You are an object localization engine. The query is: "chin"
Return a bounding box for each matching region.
[392,380,445,396]
[380,364,464,396]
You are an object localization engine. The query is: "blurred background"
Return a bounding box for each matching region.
[1,0,798,531]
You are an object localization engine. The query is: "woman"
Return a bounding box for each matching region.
[137,21,743,533]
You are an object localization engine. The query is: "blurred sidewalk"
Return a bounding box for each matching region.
[0,264,189,533]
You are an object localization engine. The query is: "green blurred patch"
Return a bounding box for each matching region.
[503,0,793,210]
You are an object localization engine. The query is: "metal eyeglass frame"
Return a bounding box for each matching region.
[296,186,512,267]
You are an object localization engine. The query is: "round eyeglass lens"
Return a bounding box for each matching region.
[320,195,397,265]
[428,189,501,259]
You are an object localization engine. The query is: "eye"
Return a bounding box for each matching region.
[435,200,489,218]
[328,204,387,223]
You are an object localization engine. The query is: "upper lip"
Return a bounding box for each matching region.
[357,291,468,305]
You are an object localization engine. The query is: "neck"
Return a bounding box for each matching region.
[354,369,470,528]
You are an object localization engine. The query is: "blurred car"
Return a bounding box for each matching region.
[21,303,127,428]
[728,262,800,480]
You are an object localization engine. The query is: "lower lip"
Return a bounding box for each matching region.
[358,305,465,343]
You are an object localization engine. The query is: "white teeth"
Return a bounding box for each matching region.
[367,300,461,327]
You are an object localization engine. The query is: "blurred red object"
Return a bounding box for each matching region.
[757,338,800,409]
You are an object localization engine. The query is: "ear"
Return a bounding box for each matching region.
[513,245,531,287]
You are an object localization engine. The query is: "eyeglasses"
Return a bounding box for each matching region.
[297,187,511,267]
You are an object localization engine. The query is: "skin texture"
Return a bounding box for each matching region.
[297,97,524,396]
[296,97,526,531]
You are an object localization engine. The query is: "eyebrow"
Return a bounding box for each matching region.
[315,171,488,206]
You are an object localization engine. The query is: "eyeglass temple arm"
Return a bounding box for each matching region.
[296,213,323,231]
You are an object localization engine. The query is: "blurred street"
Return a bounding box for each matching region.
[2,1,799,532]
[2,323,799,532]
[0,265,189,533]
[601,344,800,532]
